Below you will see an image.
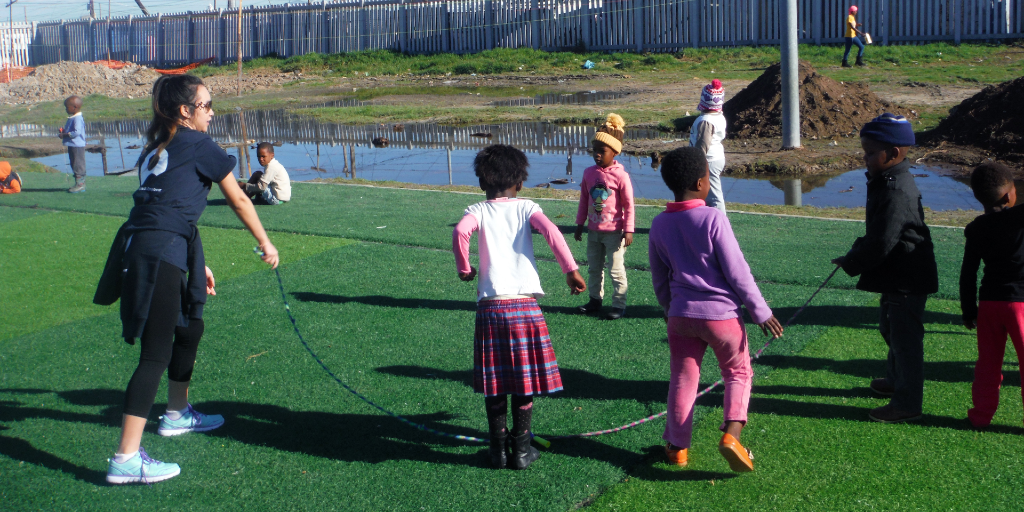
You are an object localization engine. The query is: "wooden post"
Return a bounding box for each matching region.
[954,0,962,44]
[811,0,820,45]
[689,0,699,48]
[236,1,242,96]
[399,0,407,52]
[530,0,540,50]
[115,128,126,170]
[882,0,889,46]
[99,133,109,176]
[446,146,452,185]
[442,0,450,53]
[634,0,642,52]
[349,143,356,179]
[156,13,163,67]
[580,0,590,50]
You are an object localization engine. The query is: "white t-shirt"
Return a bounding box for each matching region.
[464,198,546,300]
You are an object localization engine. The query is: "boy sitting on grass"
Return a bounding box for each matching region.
[832,113,938,424]
[959,162,1024,428]
[239,142,291,205]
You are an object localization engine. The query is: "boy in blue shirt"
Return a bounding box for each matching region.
[59,95,86,193]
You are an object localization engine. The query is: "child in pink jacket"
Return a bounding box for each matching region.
[574,114,635,320]
[649,147,783,472]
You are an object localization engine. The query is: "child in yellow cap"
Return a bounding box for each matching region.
[574,114,635,320]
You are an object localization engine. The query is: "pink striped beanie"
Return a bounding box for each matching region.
[697,79,724,112]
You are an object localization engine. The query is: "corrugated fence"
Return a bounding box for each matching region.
[13,0,1024,67]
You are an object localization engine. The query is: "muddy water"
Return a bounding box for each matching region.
[10,107,981,211]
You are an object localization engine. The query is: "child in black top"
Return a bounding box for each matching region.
[832,113,938,424]
[959,162,1024,428]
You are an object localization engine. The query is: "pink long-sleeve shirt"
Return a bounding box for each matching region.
[648,199,773,323]
[575,161,635,233]
[453,197,578,301]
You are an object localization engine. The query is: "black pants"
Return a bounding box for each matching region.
[879,293,928,412]
[123,261,204,418]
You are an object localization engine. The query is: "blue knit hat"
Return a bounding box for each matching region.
[860,113,915,147]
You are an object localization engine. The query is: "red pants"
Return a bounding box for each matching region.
[968,301,1024,427]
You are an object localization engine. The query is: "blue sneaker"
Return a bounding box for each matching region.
[106,447,180,484]
[157,403,225,437]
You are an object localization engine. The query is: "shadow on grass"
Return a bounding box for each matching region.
[21,188,70,193]
[0,388,683,478]
[289,291,668,319]
[0,425,107,485]
[377,365,671,403]
[621,445,737,482]
[291,291,964,328]
[754,355,989,385]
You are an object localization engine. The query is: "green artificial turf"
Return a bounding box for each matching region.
[2,183,1020,511]
[0,174,968,300]
[0,206,354,343]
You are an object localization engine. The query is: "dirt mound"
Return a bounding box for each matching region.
[0,61,298,105]
[924,76,1024,162]
[724,61,915,140]
[0,61,159,103]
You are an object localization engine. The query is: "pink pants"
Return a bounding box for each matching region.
[663,316,752,449]
[968,301,1024,427]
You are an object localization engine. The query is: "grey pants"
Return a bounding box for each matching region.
[67,146,86,180]
[879,293,928,412]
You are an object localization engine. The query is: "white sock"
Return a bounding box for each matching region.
[114,451,138,464]
[164,408,185,421]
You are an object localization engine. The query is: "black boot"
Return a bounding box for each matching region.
[489,429,508,469]
[578,297,602,315]
[510,432,540,470]
[856,56,865,66]
[841,59,851,68]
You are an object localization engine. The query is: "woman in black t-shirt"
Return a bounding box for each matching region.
[101,74,279,484]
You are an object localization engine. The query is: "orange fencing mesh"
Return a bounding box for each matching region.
[92,59,133,70]
[0,66,35,84]
[154,57,216,75]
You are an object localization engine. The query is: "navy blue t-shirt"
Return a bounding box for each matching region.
[133,128,236,270]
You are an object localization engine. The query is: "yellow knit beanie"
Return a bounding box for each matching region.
[593,113,625,154]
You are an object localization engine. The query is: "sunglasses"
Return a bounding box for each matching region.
[194,100,213,112]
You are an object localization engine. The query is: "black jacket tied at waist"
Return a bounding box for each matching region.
[94,204,207,343]
[841,160,939,295]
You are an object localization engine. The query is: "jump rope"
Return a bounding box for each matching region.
[256,247,840,447]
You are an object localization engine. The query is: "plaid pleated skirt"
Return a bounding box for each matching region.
[474,298,563,397]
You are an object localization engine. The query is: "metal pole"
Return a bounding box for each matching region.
[236,0,243,97]
[780,0,801,149]
[783,179,802,206]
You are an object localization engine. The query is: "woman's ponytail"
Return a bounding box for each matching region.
[145,74,204,170]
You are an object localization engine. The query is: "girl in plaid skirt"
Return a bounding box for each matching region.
[453,145,586,470]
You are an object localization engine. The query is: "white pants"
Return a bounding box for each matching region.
[706,157,726,213]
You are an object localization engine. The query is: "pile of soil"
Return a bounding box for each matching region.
[923,76,1024,163]
[0,61,299,104]
[0,61,159,103]
[724,61,915,140]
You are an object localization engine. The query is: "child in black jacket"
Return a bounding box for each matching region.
[959,162,1024,428]
[833,113,939,424]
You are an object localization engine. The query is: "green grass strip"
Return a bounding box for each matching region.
[1,174,968,300]
[0,207,354,342]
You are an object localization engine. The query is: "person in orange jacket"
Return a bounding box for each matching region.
[0,161,21,194]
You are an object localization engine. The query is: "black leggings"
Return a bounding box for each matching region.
[123,261,204,418]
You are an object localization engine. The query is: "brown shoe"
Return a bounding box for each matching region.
[664,443,688,467]
[868,404,921,423]
[869,378,894,397]
[718,433,754,472]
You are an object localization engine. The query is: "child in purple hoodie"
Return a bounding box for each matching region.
[649,147,783,473]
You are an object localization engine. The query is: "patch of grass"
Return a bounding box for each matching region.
[588,294,1024,510]
[0,207,354,342]
[0,174,969,303]
[3,157,60,174]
